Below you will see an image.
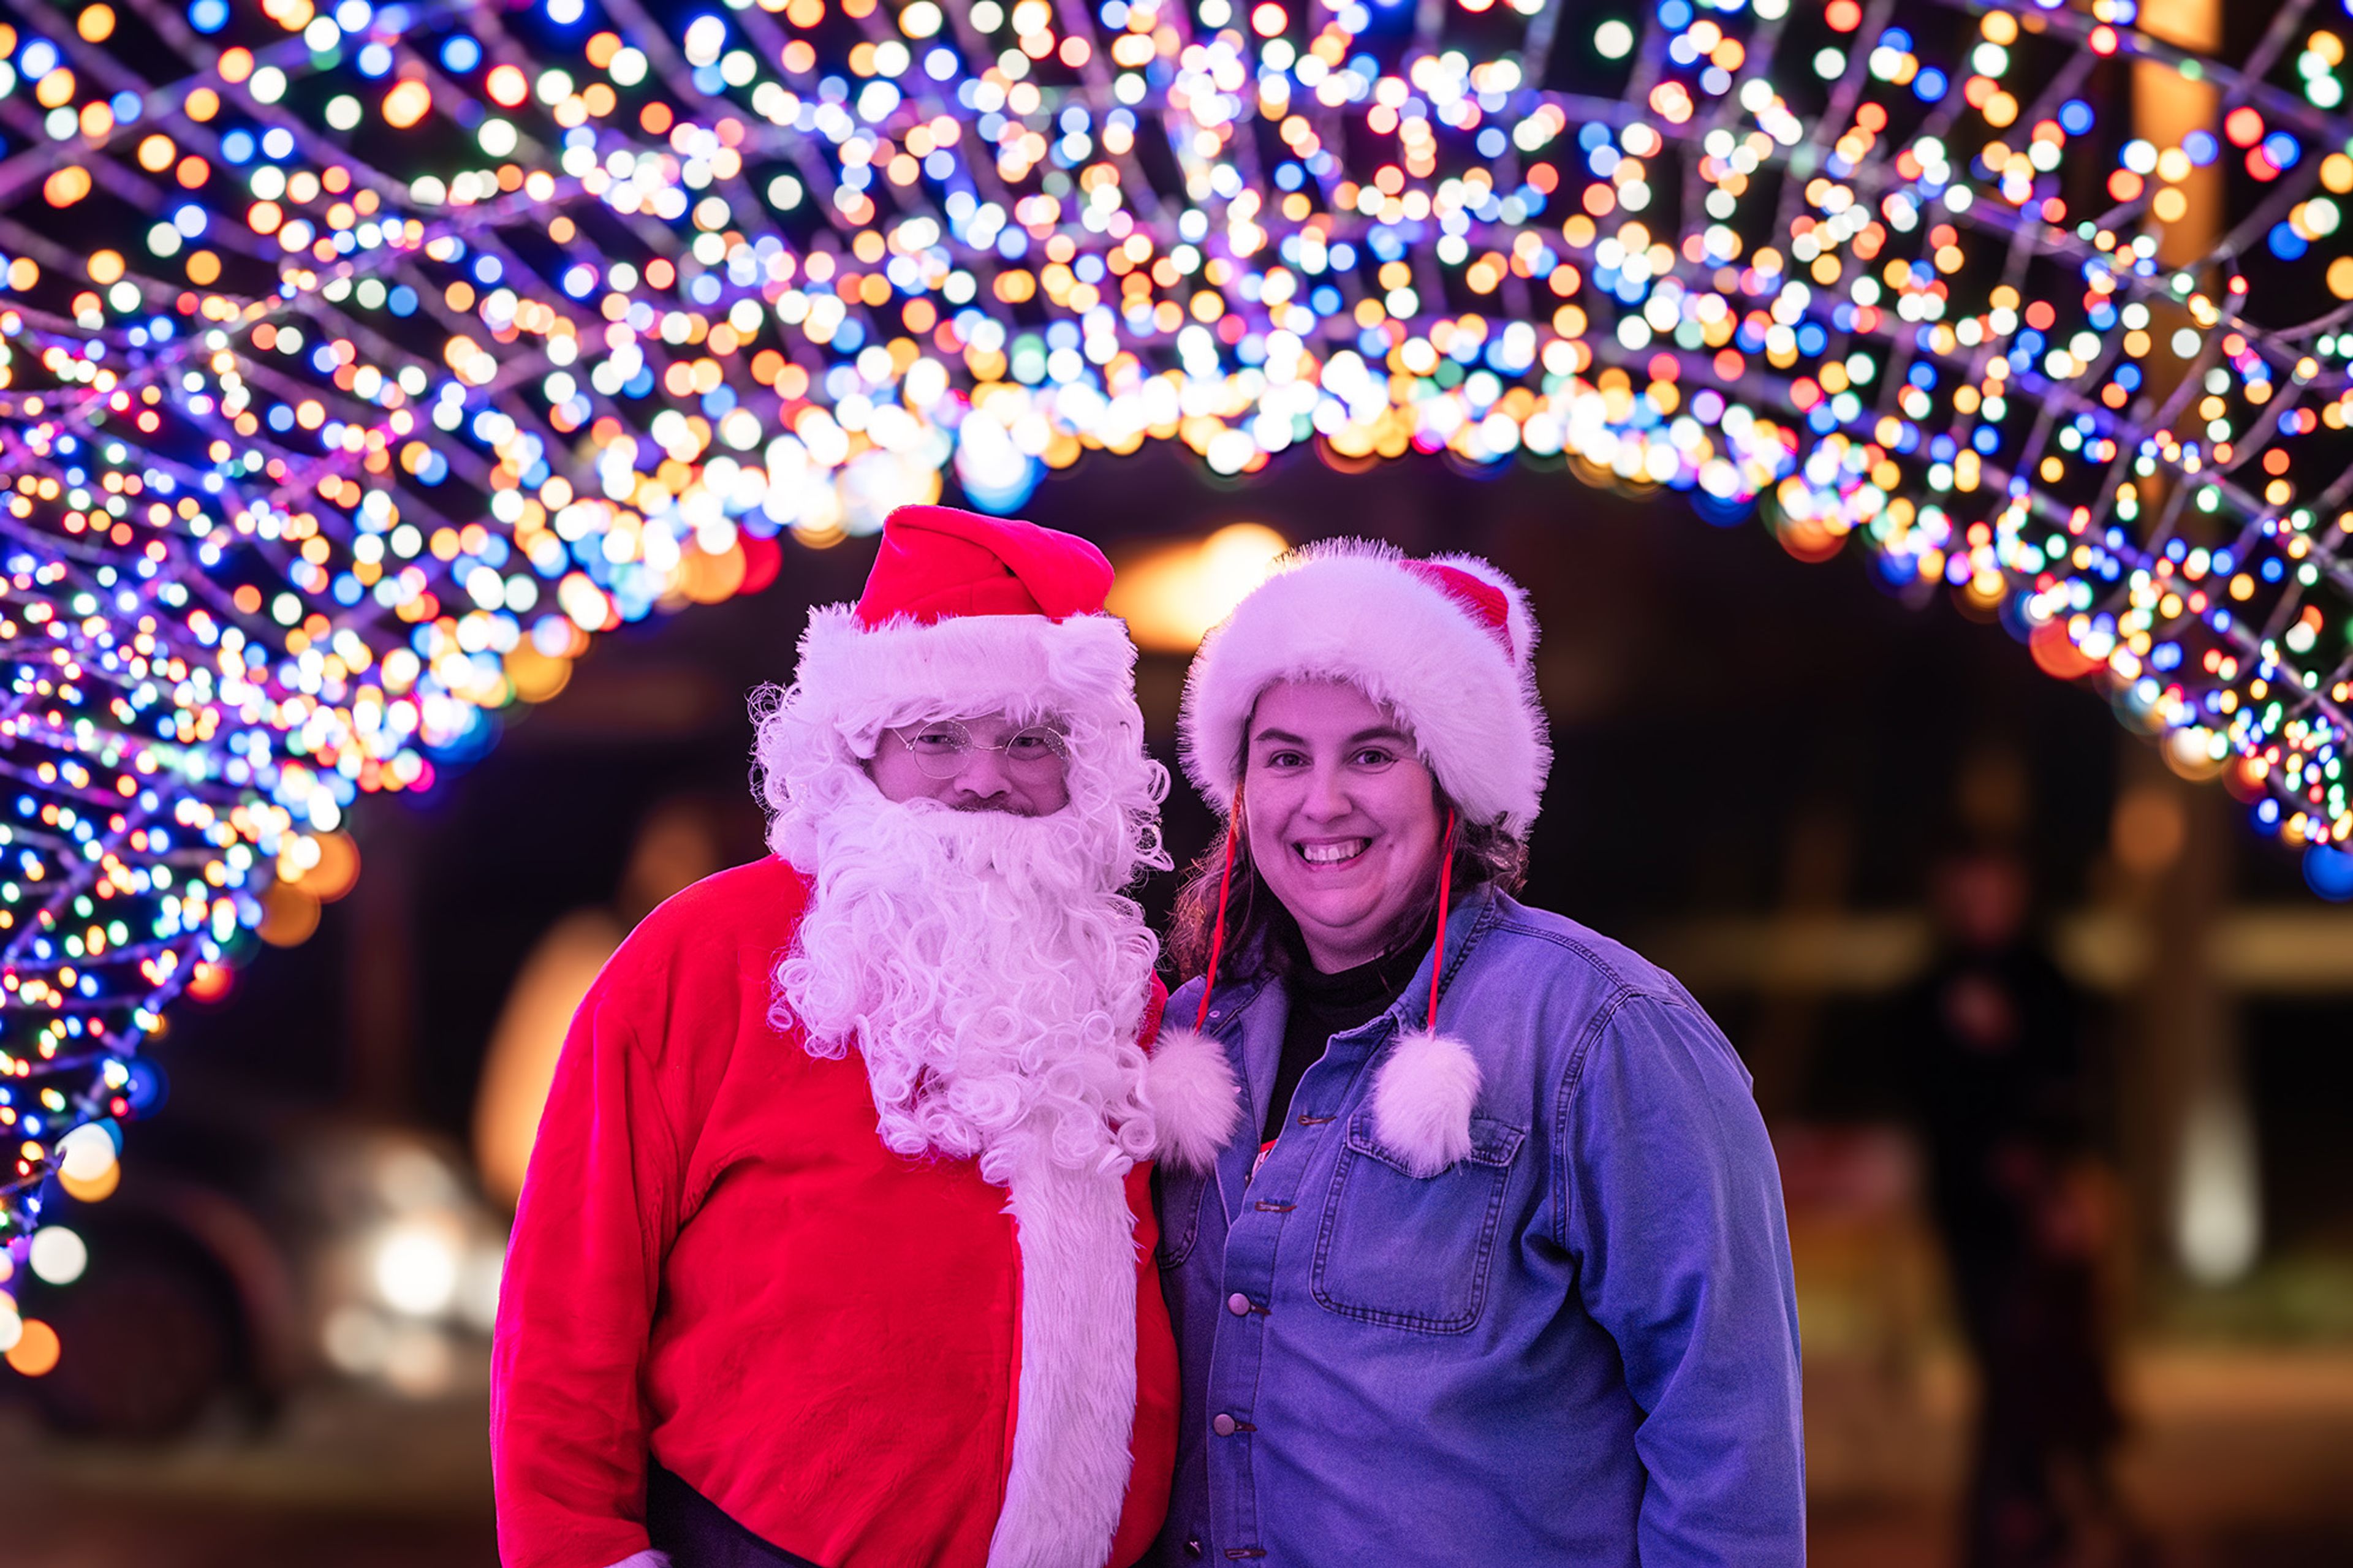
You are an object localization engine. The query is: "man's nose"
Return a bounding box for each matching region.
[950,746,1015,800]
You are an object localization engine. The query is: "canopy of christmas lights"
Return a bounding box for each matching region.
[2,0,2351,1368]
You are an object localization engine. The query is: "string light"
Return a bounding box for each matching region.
[0,0,2348,1364]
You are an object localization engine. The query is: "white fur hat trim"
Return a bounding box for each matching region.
[1180,539,1550,834]
[790,601,1145,754]
[1143,1025,1243,1174]
[1369,1029,1483,1178]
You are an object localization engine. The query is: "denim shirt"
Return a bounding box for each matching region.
[1149,886,1805,1567]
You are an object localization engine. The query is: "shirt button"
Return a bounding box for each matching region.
[1226,1292,1252,1316]
[1211,1412,1237,1436]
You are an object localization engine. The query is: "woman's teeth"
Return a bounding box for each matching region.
[1298,839,1368,865]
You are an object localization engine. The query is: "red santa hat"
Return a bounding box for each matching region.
[1179,537,1550,836]
[789,503,1142,750]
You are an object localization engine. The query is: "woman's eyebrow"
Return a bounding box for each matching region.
[1251,725,1412,746]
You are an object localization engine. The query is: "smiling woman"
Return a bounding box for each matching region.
[1168,689,1524,983]
[1148,539,1805,1567]
[1242,682,1446,973]
[1168,539,1540,987]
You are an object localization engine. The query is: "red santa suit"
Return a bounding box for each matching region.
[490,507,1243,1568]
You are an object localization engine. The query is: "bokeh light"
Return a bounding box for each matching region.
[1107,521,1287,650]
[0,0,2349,1361]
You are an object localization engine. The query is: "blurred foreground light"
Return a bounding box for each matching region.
[2028,618,2104,681]
[295,831,363,903]
[2176,1088,2262,1285]
[2161,726,2226,782]
[1107,524,1289,653]
[56,1123,120,1202]
[505,645,575,705]
[184,961,234,1003]
[4,1317,58,1376]
[257,882,323,947]
[58,1161,119,1203]
[373,1220,461,1316]
[2303,844,2353,901]
[56,1122,118,1182]
[28,1226,88,1286]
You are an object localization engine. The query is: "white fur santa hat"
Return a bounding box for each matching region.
[1180,537,1550,835]
[1167,539,1550,1178]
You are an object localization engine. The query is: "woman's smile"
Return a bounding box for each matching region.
[1295,836,1370,867]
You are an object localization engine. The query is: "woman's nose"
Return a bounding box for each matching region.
[1300,762,1352,820]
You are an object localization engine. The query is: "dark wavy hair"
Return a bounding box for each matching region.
[1167,786,1526,984]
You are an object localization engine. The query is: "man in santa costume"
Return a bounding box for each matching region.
[491,505,1241,1568]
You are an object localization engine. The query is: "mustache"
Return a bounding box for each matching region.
[773,780,1161,1175]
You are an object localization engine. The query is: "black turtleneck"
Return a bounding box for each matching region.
[1261,913,1436,1146]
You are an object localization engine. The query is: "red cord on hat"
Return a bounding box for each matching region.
[1426,809,1458,1034]
[1194,784,1243,1032]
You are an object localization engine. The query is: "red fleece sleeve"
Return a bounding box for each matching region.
[490,965,683,1568]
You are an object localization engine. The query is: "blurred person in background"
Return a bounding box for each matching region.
[491,507,1238,1568]
[472,798,726,1208]
[1899,839,2148,1568]
[1145,540,1805,1567]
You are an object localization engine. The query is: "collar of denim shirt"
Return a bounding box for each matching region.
[1205,881,1505,1222]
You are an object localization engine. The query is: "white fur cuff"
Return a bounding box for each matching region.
[794,602,1142,749]
[1370,1029,1482,1177]
[1143,1025,1244,1173]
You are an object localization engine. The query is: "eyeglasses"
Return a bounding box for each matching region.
[889,719,1070,779]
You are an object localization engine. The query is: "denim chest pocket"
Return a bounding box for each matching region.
[1311,1111,1528,1333]
[1153,1162,1207,1269]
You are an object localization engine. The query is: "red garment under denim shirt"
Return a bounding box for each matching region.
[490,857,1178,1568]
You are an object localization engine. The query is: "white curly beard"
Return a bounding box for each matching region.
[771,778,1161,1181]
